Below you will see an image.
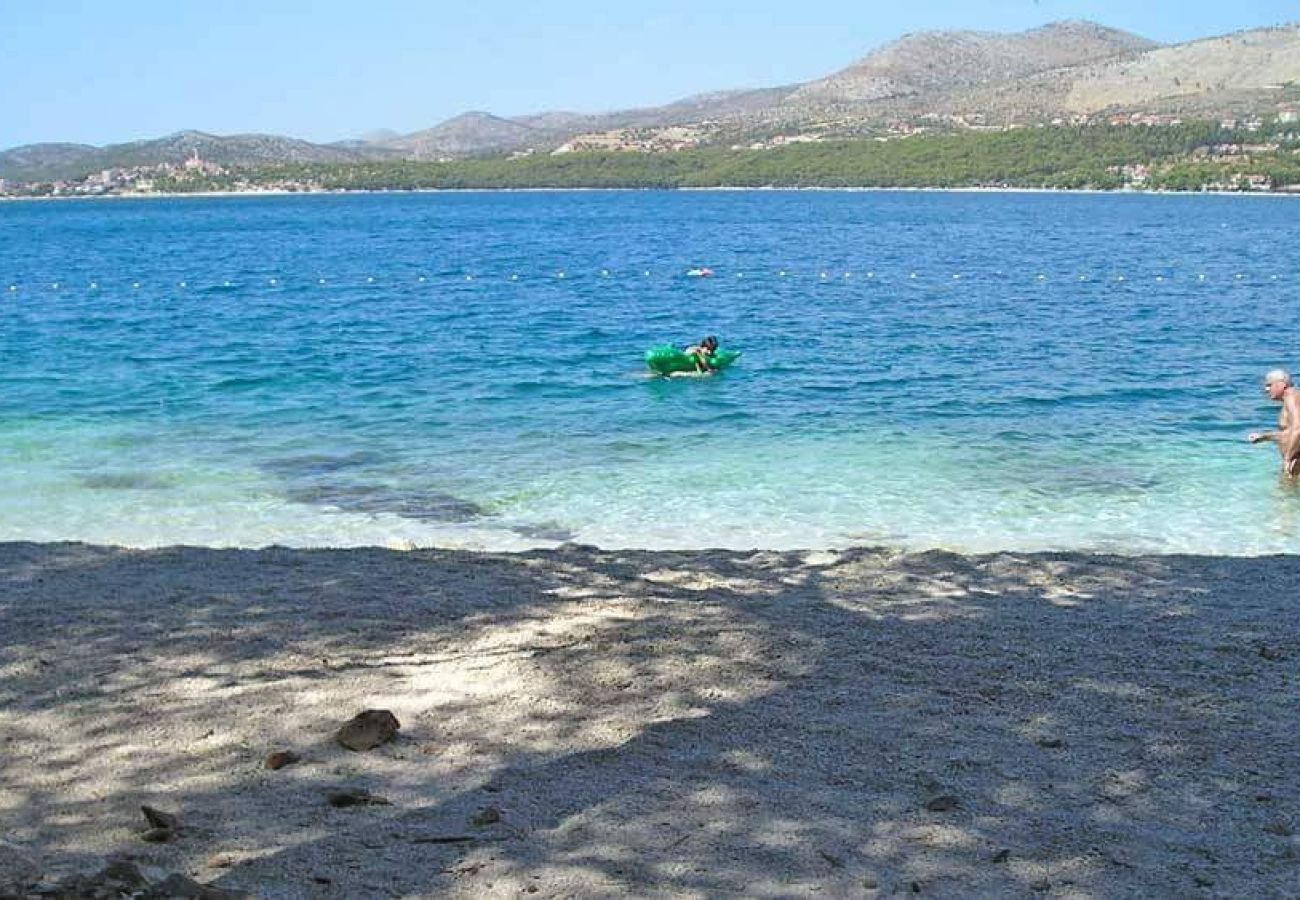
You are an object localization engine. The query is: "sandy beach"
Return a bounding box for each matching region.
[1,541,1296,897]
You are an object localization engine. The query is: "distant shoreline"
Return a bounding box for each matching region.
[4,185,1300,202]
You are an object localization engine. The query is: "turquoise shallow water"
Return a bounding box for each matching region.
[2,190,1299,553]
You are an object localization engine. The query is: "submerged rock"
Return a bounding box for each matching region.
[285,483,484,522]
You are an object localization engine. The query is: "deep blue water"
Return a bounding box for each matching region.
[2,189,1299,553]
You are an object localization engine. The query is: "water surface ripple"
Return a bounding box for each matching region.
[1,191,1298,553]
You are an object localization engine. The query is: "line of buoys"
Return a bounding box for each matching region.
[3,271,1294,293]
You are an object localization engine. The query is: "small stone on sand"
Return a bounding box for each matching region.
[336,709,401,751]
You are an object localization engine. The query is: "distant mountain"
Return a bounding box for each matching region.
[788,20,1159,107]
[0,130,385,183]
[0,143,100,181]
[372,20,1296,154]
[371,112,546,159]
[5,20,1300,182]
[896,23,1300,123]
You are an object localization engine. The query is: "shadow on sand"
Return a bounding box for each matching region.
[1,542,1296,896]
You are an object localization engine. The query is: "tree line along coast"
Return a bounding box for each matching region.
[4,120,1300,197]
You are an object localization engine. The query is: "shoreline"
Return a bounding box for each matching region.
[4,184,1300,202]
[2,539,1296,896]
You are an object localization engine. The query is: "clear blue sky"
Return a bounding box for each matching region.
[3,0,1296,149]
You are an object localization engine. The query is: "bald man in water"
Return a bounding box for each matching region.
[1248,368,1300,479]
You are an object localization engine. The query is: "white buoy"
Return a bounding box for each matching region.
[557,271,566,279]
[90,282,98,289]
[843,272,851,279]
[1272,275,1279,281]
[866,271,874,279]
[779,270,787,277]
[367,277,374,283]
[269,278,278,286]
[1156,276,1164,282]
[952,274,961,280]
[820,272,828,279]
[1236,274,1244,280]
[909,272,917,279]
[179,281,187,288]
[318,278,326,284]
[134,282,141,289]
[465,275,473,281]
[1198,274,1205,281]
[52,282,60,290]
[1036,274,1046,281]
[644,271,650,277]
[418,276,426,283]
[7,285,15,292]
[601,269,610,277]
[223,281,231,288]
[737,272,744,278]
[510,274,518,281]
[1117,276,1126,282]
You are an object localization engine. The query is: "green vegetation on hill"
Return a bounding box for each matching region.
[14,123,1300,195]
[233,123,1300,192]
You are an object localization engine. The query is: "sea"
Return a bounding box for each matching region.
[2,189,1299,555]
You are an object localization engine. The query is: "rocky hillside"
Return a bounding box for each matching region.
[788,20,1158,107]
[938,24,1300,122]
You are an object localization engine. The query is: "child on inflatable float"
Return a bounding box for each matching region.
[684,336,720,373]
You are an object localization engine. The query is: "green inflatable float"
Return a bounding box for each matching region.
[645,344,742,376]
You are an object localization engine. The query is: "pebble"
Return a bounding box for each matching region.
[265,749,302,770]
[337,709,401,751]
[327,788,392,808]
